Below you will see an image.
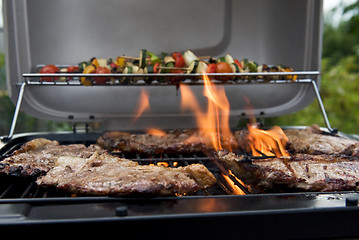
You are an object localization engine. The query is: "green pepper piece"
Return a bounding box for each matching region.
[146,51,161,65]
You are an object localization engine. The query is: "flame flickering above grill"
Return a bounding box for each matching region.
[247,124,290,157]
[130,72,291,194]
[133,88,150,122]
[180,74,237,152]
[146,128,167,137]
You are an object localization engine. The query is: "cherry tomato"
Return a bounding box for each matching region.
[94,67,111,85]
[66,66,80,80]
[206,63,216,80]
[172,52,185,68]
[206,63,216,73]
[39,65,59,82]
[67,66,80,73]
[215,62,233,81]
[170,69,185,83]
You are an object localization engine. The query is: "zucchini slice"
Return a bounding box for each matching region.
[196,61,208,74]
[187,60,199,73]
[144,65,154,83]
[139,49,147,68]
[78,61,89,72]
[123,66,133,74]
[231,63,240,73]
[163,56,175,65]
[225,54,234,64]
[183,50,199,67]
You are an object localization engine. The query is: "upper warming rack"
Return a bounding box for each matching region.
[22,68,319,86]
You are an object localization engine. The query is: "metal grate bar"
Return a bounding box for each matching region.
[0,183,14,198]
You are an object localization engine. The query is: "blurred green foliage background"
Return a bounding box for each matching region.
[0,1,359,135]
[265,1,359,133]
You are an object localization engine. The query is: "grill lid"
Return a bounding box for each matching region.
[4,0,323,130]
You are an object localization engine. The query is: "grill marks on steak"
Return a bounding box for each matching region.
[36,152,216,196]
[0,138,103,178]
[1,138,216,196]
[216,150,359,193]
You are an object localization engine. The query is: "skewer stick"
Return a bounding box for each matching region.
[120,55,210,61]
[119,56,140,60]
[156,66,189,70]
[198,56,211,60]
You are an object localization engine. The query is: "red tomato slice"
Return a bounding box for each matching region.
[39,65,59,82]
[172,52,185,68]
[94,67,111,85]
[67,66,80,73]
[153,62,160,73]
[66,66,80,80]
[234,59,243,69]
[206,63,216,73]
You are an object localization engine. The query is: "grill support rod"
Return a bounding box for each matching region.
[1,82,26,141]
[311,80,337,134]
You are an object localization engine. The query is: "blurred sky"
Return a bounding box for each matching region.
[323,0,356,25]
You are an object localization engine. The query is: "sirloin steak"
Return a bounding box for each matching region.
[36,151,216,196]
[0,138,104,178]
[97,130,213,155]
[0,138,216,196]
[216,150,359,193]
[233,125,359,156]
[283,125,359,156]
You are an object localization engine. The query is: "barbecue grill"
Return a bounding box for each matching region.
[2,0,359,239]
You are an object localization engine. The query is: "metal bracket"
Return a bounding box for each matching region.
[310,80,337,134]
[0,82,26,142]
[72,123,90,134]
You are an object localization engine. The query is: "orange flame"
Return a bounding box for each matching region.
[146,128,167,137]
[180,74,237,151]
[247,124,289,157]
[133,89,150,122]
[222,173,246,195]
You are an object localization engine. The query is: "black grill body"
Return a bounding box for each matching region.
[1,132,359,239]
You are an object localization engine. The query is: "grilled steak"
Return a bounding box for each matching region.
[1,138,216,196]
[0,138,104,178]
[97,129,239,155]
[216,150,359,193]
[37,151,216,196]
[283,125,359,156]
[97,130,212,155]
[234,125,359,156]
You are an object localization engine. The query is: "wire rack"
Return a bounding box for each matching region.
[1,70,337,141]
[22,71,319,86]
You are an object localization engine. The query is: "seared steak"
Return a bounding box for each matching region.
[284,125,359,156]
[37,151,216,196]
[0,138,104,178]
[216,150,359,193]
[97,129,238,155]
[1,138,216,196]
[234,125,359,156]
[97,130,211,155]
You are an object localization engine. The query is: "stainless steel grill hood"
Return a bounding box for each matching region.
[4,0,323,130]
